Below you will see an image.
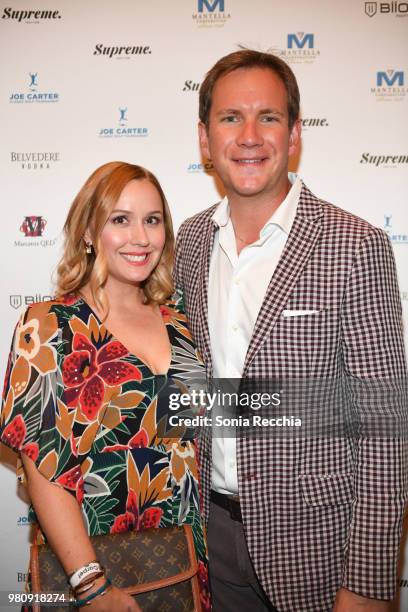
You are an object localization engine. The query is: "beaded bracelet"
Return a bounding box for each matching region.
[74,577,111,608]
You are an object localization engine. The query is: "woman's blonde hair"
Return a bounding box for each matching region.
[55,161,174,315]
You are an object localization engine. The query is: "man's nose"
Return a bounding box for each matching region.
[236,119,263,147]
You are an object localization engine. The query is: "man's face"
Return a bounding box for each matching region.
[199,67,300,203]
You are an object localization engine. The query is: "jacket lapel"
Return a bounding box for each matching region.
[196,216,217,377]
[242,185,324,375]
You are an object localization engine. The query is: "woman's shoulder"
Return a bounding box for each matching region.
[17,295,84,334]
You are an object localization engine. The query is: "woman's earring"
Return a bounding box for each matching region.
[85,242,92,254]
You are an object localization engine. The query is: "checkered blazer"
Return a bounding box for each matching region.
[174,183,407,612]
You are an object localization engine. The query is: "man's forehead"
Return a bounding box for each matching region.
[210,67,288,111]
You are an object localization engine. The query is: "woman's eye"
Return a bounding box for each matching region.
[146,215,161,225]
[112,215,127,224]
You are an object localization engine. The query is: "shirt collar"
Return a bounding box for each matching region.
[211,173,302,236]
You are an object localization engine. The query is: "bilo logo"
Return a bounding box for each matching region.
[377,70,404,86]
[20,216,46,237]
[365,2,377,16]
[287,32,314,49]
[198,0,224,11]
[10,294,52,309]
[10,295,22,309]
[363,1,408,16]
[29,72,38,91]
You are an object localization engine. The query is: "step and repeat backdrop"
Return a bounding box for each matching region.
[0,0,407,609]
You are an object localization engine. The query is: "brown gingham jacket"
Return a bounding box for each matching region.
[174,183,408,612]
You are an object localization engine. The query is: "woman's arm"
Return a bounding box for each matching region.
[22,454,140,611]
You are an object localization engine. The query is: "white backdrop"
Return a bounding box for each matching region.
[0,0,407,609]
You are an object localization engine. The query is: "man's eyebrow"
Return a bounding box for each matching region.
[215,108,241,115]
[215,108,286,117]
[259,108,285,116]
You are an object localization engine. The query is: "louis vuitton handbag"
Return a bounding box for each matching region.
[30,524,202,611]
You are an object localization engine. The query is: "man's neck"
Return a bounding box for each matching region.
[228,178,292,240]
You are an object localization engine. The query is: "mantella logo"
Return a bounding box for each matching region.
[364,1,408,16]
[10,294,52,309]
[15,216,57,248]
[382,214,408,244]
[360,152,408,167]
[2,7,62,22]
[11,152,60,170]
[93,44,152,59]
[267,33,320,64]
[99,108,148,138]
[371,70,407,100]
[192,0,231,28]
[9,73,59,103]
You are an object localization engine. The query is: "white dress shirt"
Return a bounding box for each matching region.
[208,174,302,494]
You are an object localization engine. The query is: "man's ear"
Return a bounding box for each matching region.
[198,121,211,160]
[289,118,301,156]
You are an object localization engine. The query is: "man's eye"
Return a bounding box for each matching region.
[221,115,238,123]
[262,115,278,123]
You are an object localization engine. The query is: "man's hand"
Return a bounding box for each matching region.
[333,587,391,611]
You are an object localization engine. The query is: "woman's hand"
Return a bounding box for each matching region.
[81,585,141,611]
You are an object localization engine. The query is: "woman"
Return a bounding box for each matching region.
[0,162,210,611]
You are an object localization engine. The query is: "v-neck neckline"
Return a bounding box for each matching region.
[75,296,173,377]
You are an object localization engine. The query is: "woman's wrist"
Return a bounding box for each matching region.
[73,575,111,608]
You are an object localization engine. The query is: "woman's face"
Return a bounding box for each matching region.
[97,179,166,288]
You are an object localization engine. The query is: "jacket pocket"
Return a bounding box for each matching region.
[299,473,354,507]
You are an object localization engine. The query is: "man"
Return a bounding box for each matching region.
[174,50,407,612]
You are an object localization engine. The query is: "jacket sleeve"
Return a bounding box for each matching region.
[340,227,408,599]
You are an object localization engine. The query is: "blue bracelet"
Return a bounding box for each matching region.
[74,577,111,607]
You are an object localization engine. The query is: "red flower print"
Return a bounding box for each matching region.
[111,512,136,534]
[138,507,162,529]
[22,442,39,462]
[56,465,84,503]
[62,333,141,420]
[101,428,148,453]
[1,414,27,450]
[110,488,163,534]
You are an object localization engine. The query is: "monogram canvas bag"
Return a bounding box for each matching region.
[30,524,202,611]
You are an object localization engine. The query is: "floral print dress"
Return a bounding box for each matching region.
[0,292,211,610]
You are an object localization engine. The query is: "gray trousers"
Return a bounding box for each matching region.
[208,500,279,612]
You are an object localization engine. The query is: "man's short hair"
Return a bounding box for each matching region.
[199,49,300,130]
